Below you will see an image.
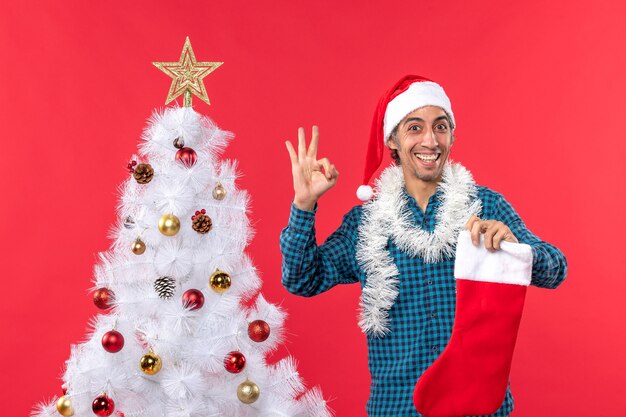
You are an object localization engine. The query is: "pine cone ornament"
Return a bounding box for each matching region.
[133,163,154,184]
[154,276,176,299]
[192,209,212,234]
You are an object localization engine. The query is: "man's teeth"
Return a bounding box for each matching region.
[414,153,439,161]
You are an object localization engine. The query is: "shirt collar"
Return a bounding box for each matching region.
[401,186,443,217]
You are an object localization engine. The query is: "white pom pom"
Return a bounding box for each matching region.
[356,185,374,201]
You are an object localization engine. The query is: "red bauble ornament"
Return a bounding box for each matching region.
[127,160,137,173]
[224,351,246,373]
[92,395,115,416]
[182,289,205,311]
[102,330,124,353]
[175,147,197,167]
[248,320,271,342]
[93,288,115,310]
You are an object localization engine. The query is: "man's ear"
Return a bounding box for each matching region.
[386,137,398,150]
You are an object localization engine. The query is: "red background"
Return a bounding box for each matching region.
[1,1,625,416]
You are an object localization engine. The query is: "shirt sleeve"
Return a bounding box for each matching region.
[279,203,360,297]
[493,194,568,289]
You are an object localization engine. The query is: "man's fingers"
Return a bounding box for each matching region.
[470,220,482,246]
[285,141,298,165]
[465,215,479,231]
[318,157,332,179]
[483,223,499,251]
[492,228,510,251]
[326,164,339,185]
[307,125,319,159]
[298,127,306,160]
[503,230,519,244]
[467,218,518,251]
[329,164,339,179]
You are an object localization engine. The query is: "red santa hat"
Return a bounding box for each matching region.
[356,75,455,201]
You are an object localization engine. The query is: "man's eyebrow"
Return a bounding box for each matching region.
[402,117,425,125]
[402,115,449,126]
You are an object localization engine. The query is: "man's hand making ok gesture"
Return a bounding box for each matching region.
[285,126,339,211]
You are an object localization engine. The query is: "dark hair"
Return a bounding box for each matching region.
[388,126,401,165]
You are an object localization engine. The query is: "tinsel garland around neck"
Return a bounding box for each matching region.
[355,162,482,337]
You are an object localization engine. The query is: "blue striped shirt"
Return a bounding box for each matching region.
[280,185,567,417]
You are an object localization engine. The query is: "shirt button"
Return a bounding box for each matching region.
[432,345,438,351]
[297,250,303,254]
[430,312,436,318]
[427,280,433,285]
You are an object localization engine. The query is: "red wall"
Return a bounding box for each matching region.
[1,1,625,416]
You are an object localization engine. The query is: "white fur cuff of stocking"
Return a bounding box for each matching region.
[454,230,533,286]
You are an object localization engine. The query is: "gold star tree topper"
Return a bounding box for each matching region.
[153,37,223,107]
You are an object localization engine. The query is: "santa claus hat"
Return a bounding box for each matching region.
[356,75,455,201]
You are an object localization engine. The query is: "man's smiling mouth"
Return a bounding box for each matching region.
[414,153,441,162]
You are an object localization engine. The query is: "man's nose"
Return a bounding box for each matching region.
[422,128,438,147]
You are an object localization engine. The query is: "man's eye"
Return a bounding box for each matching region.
[435,124,448,131]
[409,125,420,131]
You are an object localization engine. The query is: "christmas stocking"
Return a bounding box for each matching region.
[413,230,533,417]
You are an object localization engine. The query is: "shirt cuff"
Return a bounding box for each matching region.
[288,202,317,234]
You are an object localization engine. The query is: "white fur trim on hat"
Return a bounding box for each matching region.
[454,230,533,286]
[383,81,454,141]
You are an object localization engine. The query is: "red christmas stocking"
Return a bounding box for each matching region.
[413,230,533,417]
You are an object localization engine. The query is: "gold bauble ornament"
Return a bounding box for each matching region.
[158,213,181,236]
[131,238,146,255]
[140,352,163,375]
[209,270,231,293]
[212,183,227,201]
[237,379,260,404]
[56,395,75,417]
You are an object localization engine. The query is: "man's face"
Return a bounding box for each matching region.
[386,105,453,183]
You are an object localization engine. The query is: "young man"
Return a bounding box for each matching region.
[280,75,567,416]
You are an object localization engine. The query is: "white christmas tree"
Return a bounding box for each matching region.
[33,38,331,417]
